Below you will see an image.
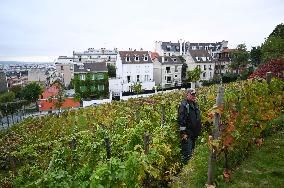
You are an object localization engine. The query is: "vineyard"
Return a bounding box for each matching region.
[0,78,283,187]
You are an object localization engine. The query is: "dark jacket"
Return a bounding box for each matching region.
[178,99,201,138]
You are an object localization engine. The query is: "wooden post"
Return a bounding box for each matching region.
[207,86,225,186]
[104,138,111,160]
[144,132,150,155]
[266,72,272,85]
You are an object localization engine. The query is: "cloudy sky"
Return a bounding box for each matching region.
[0,0,283,62]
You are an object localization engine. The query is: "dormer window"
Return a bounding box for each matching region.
[196,57,200,61]
[165,57,168,62]
[135,56,139,61]
[126,56,130,62]
[144,56,148,61]
[166,45,171,51]
[192,46,196,50]
[173,58,177,62]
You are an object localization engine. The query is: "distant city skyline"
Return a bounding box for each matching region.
[0,0,283,62]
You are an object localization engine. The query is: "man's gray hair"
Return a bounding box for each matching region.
[186,88,196,95]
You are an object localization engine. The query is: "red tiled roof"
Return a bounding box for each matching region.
[40,85,59,99]
[39,98,80,111]
[150,52,160,59]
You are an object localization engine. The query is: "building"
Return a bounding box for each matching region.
[55,56,75,87]
[28,68,47,84]
[113,50,155,93]
[216,47,236,75]
[155,40,228,59]
[0,71,7,93]
[73,48,118,65]
[73,62,109,99]
[185,50,216,81]
[153,56,183,88]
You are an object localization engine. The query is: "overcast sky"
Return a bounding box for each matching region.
[0,0,283,62]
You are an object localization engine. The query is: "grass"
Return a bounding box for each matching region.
[218,129,284,188]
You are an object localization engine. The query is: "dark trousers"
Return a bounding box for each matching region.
[181,137,196,164]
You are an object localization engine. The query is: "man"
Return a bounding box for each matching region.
[178,88,201,164]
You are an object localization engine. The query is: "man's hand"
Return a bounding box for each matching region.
[181,133,188,140]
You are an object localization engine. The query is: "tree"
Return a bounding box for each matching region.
[107,64,116,78]
[53,85,66,113]
[269,23,284,39]
[9,85,23,99]
[261,36,284,63]
[230,44,250,74]
[186,67,201,88]
[131,82,142,95]
[250,46,262,67]
[178,56,188,81]
[21,82,43,103]
[0,91,15,103]
[261,23,284,63]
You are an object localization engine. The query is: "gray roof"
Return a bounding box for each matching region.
[74,62,107,73]
[161,42,188,52]
[119,51,152,64]
[156,56,183,65]
[161,41,225,52]
[188,50,215,63]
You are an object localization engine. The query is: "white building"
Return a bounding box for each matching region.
[73,48,118,65]
[155,40,228,59]
[153,56,183,88]
[185,50,215,81]
[112,50,155,94]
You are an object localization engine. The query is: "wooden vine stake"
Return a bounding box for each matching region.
[207,85,224,186]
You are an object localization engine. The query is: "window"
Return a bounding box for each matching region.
[192,46,196,50]
[175,75,177,78]
[127,76,131,83]
[204,65,207,70]
[144,75,149,81]
[92,74,96,80]
[166,67,171,73]
[175,66,178,72]
[203,72,206,78]
[61,66,63,70]
[135,56,139,61]
[209,65,212,70]
[165,57,168,62]
[108,56,111,61]
[80,74,85,80]
[167,76,172,83]
[80,86,86,91]
[210,72,212,78]
[97,74,104,80]
[205,46,208,50]
[196,57,200,61]
[137,75,140,82]
[126,56,130,62]
[98,85,104,91]
[173,58,177,62]
[144,56,148,61]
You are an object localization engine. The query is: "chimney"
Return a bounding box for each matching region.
[179,39,182,56]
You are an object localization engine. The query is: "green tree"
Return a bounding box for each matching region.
[0,91,15,103]
[250,46,262,67]
[21,82,43,103]
[261,36,284,63]
[9,85,23,99]
[53,85,65,113]
[261,23,284,63]
[269,23,284,39]
[186,66,202,87]
[131,82,142,95]
[178,56,188,81]
[230,44,250,74]
[107,64,116,78]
